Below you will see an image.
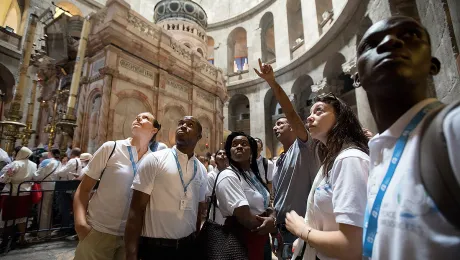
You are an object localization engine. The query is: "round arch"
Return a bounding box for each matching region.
[286,0,304,51]
[260,12,276,63]
[207,36,215,62]
[228,93,250,134]
[2,0,21,34]
[291,75,314,120]
[54,1,83,18]
[162,105,187,147]
[0,63,15,104]
[227,27,248,74]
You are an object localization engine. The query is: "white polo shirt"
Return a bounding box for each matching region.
[83,139,163,236]
[132,146,208,239]
[365,99,460,259]
[55,157,82,180]
[215,168,269,217]
[257,156,274,184]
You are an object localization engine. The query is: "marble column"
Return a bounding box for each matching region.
[274,0,291,67]
[248,27,262,77]
[73,78,88,148]
[302,0,320,49]
[97,68,115,147]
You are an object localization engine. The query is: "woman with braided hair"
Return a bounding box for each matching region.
[213,131,272,259]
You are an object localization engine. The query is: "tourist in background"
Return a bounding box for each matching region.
[73,112,165,260]
[206,148,229,225]
[125,116,207,260]
[255,59,320,259]
[33,148,61,238]
[213,132,270,259]
[0,146,37,251]
[286,93,370,260]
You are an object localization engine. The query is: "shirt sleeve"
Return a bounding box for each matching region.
[83,141,115,180]
[199,165,208,202]
[33,159,52,181]
[330,155,369,227]
[215,170,249,217]
[156,142,168,151]
[267,160,274,182]
[132,153,158,195]
[55,159,76,179]
[443,105,460,181]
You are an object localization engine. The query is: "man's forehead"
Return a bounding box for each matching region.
[180,116,196,123]
[362,17,426,41]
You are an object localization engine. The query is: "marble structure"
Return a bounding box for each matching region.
[72,0,226,154]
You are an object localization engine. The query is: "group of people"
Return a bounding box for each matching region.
[0,142,94,251]
[0,16,459,260]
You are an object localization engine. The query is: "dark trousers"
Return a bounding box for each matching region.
[138,235,195,260]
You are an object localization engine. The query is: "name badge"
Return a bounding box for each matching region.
[180,199,193,211]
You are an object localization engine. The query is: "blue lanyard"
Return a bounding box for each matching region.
[171,149,197,195]
[126,146,137,176]
[363,101,442,257]
[248,173,269,208]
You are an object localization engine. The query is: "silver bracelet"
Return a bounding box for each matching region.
[306,227,313,247]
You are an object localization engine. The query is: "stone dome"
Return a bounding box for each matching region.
[154,0,208,29]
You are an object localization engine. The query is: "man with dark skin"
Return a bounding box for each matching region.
[125,116,208,260]
[357,16,460,259]
[255,59,319,259]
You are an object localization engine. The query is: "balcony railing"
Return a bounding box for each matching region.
[0,27,21,50]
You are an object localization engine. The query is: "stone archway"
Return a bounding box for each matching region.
[227,27,248,74]
[260,12,276,63]
[286,0,304,50]
[0,63,15,106]
[291,75,314,120]
[112,97,149,141]
[162,105,186,147]
[227,94,250,134]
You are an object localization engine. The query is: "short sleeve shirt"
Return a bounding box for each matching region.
[273,138,319,221]
[215,168,269,217]
[132,146,208,239]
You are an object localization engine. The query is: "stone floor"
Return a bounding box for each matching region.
[1,238,279,259]
[1,239,78,260]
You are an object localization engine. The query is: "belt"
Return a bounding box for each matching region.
[140,233,195,249]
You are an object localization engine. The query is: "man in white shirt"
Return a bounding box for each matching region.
[254,138,274,194]
[54,148,82,234]
[125,116,208,260]
[357,16,460,259]
[33,148,61,238]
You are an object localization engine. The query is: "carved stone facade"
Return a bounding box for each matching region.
[72,0,226,154]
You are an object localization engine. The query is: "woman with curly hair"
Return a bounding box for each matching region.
[213,132,272,259]
[285,93,370,260]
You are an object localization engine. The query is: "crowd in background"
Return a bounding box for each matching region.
[0,16,459,260]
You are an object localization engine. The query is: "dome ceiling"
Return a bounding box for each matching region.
[121,0,264,24]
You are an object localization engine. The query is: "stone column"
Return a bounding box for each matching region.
[274,0,291,67]
[73,77,88,148]
[302,0,320,49]
[20,79,38,147]
[97,68,116,147]
[248,27,262,77]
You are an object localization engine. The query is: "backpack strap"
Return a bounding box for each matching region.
[100,141,117,180]
[420,100,460,230]
[262,157,268,183]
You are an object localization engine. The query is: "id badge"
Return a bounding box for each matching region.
[180,199,192,211]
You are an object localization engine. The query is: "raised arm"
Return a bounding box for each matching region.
[255,59,309,142]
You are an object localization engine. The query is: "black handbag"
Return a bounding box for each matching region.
[196,170,248,260]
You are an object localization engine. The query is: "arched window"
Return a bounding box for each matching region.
[315,0,333,34]
[227,27,248,74]
[2,0,21,33]
[260,12,276,64]
[287,0,304,55]
[228,94,250,134]
[207,36,215,64]
[197,48,204,57]
[54,2,83,18]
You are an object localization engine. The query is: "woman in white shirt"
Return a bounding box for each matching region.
[73,112,166,260]
[285,93,370,260]
[214,132,271,259]
[206,149,229,225]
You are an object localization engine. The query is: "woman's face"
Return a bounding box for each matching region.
[61,157,68,165]
[215,150,228,168]
[131,113,158,138]
[230,136,251,162]
[306,101,337,144]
